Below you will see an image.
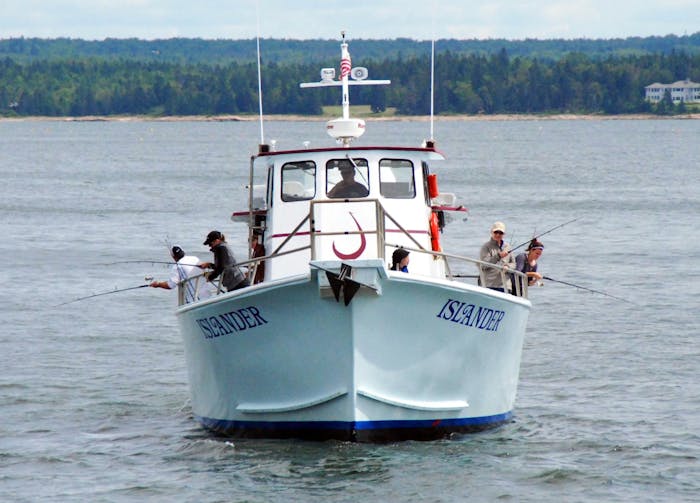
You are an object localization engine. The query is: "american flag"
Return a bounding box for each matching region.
[340,56,351,79]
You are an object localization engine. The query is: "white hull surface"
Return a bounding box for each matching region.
[178,260,530,442]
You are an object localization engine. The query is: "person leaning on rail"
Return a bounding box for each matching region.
[479,221,515,292]
[150,246,209,303]
[514,238,544,289]
[200,230,249,292]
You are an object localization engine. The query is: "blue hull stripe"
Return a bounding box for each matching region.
[196,412,513,441]
[354,412,512,430]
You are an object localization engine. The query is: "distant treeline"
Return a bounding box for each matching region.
[2,34,700,63]
[1,36,699,117]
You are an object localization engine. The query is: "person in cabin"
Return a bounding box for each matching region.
[512,238,544,294]
[391,248,410,273]
[149,246,208,303]
[200,230,249,292]
[479,221,515,292]
[327,165,369,198]
[250,227,265,284]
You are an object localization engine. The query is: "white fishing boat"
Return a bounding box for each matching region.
[175,34,532,442]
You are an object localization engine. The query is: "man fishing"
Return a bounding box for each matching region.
[479,221,516,292]
[150,246,207,303]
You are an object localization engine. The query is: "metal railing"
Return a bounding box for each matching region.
[382,243,528,298]
[178,199,528,305]
[175,273,210,306]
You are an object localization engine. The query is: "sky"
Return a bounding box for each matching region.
[0,0,697,41]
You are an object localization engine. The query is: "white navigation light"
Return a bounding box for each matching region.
[351,67,368,80]
[321,68,336,82]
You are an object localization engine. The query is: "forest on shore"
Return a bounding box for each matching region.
[1,34,699,117]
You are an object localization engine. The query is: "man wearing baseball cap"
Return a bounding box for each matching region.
[149,246,208,303]
[479,221,515,292]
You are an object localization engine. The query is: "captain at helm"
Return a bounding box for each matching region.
[326,159,369,198]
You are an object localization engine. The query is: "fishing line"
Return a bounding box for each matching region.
[510,217,580,253]
[54,282,152,307]
[542,275,637,305]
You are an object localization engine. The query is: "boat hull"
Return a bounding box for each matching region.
[177,262,530,442]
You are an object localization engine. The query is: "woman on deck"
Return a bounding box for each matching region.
[200,230,249,292]
[513,238,544,294]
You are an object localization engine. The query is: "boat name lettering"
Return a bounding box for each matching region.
[436,299,505,332]
[195,306,268,339]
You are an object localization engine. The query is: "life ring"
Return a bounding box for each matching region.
[430,212,441,252]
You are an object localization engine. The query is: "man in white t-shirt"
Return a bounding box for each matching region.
[150,246,209,303]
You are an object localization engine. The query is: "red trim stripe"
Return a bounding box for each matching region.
[270,229,429,239]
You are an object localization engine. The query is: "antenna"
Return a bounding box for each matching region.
[256,1,264,145]
[430,38,435,141]
[300,32,390,146]
[429,0,436,142]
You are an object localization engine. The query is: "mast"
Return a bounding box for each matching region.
[300,32,390,146]
[340,31,351,121]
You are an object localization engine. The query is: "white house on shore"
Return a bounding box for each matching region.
[645,79,700,103]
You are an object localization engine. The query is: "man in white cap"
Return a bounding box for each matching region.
[479,221,515,291]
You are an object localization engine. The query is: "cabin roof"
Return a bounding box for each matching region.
[257,145,445,160]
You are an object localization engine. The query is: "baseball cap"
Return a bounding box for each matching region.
[491,221,506,233]
[171,246,185,261]
[203,230,223,245]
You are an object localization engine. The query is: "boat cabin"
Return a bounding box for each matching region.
[238,145,450,282]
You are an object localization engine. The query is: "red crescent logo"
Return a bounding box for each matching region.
[332,212,367,259]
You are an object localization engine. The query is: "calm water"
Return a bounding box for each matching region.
[1,118,698,502]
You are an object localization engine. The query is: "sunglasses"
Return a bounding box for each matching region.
[493,230,504,235]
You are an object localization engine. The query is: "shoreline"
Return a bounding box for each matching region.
[1,113,699,122]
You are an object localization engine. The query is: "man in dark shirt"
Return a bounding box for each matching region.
[327,166,369,198]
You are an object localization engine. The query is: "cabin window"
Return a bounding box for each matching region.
[379,159,416,199]
[326,158,369,199]
[281,161,316,202]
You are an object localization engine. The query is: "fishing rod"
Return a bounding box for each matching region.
[542,276,636,305]
[453,274,635,304]
[98,260,207,267]
[509,217,580,253]
[55,280,153,307]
